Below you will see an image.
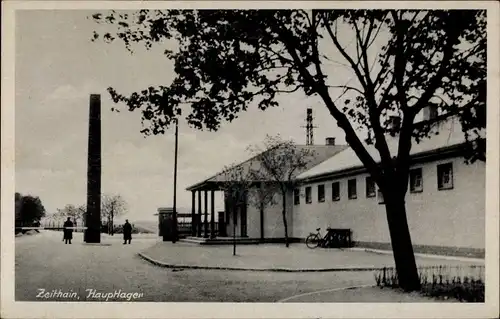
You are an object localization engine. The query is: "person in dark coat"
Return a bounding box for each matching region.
[63,217,73,244]
[123,219,132,244]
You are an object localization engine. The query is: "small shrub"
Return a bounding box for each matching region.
[374,265,485,302]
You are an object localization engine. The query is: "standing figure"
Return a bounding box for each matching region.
[63,217,74,244]
[123,219,132,244]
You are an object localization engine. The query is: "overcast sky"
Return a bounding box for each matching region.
[14,10,366,221]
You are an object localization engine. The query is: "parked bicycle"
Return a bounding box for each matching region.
[306,227,332,249]
[307,227,352,249]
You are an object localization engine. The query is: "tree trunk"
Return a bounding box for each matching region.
[110,211,114,236]
[281,191,289,248]
[384,192,421,291]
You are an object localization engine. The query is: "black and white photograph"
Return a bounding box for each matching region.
[1,1,499,318]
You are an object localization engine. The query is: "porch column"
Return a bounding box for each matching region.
[204,190,209,238]
[191,190,196,236]
[210,190,215,239]
[197,190,202,237]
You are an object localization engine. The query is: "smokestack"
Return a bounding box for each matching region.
[85,94,102,243]
[325,137,336,146]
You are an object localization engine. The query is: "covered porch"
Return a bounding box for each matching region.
[186,180,250,239]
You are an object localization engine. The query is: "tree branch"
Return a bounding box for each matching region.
[276,86,302,93]
[373,54,392,91]
[353,22,364,68]
[271,15,385,186]
[323,16,369,92]
[326,85,364,96]
[378,74,396,108]
[321,55,352,69]
[391,11,409,110]
[366,13,387,49]
[363,17,376,48]
[413,14,461,113]
[310,10,327,85]
[326,14,395,179]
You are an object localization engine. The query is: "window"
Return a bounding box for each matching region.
[317,184,325,202]
[331,182,340,201]
[410,168,423,193]
[348,179,357,199]
[305,186,312,204]
[365,176,376,198]
[378,188,385,204]
[293,188,300,205]
[437,163,454,190]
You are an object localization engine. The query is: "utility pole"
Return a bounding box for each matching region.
[172,118,179,243]
[233,208,236,256]
[233,191,237,256]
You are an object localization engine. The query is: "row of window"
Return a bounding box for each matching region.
[294,162,454,205]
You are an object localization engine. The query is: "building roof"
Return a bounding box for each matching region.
[297,117,475,181]
[185,144,348,191]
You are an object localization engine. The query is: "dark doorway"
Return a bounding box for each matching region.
[218,211,226,237]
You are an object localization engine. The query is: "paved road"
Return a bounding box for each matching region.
[15,231,375,302]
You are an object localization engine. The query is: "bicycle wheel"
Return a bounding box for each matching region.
[305,234,321,249]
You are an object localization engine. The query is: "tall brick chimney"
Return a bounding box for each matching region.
[84,94,102,243]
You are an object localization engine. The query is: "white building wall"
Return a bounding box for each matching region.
[293,157,485,249]
[246,200,261,238]
[263,192,286,238]
[240,189,294,239]
[225,188,294,239]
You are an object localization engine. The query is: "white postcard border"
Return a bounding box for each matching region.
[2,1,499,318]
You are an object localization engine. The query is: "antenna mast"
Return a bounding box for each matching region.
[301,108,318,145]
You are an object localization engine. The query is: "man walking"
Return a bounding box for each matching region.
[63,217,73,244]
[123,219,132,244]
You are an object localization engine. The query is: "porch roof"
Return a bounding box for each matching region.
[186,144,348,192]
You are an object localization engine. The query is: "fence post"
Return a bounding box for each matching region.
[439,265,443,285]
[382,267,386,286]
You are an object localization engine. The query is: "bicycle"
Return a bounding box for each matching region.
[305,227,336,249]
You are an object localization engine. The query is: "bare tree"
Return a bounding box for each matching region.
[219,163,253,256]
[249,135,317,247]
[43,212,64,225]
[56,204,85,225]
[101,194,128,235]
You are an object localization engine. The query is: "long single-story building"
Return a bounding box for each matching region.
[185,112,485,257]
